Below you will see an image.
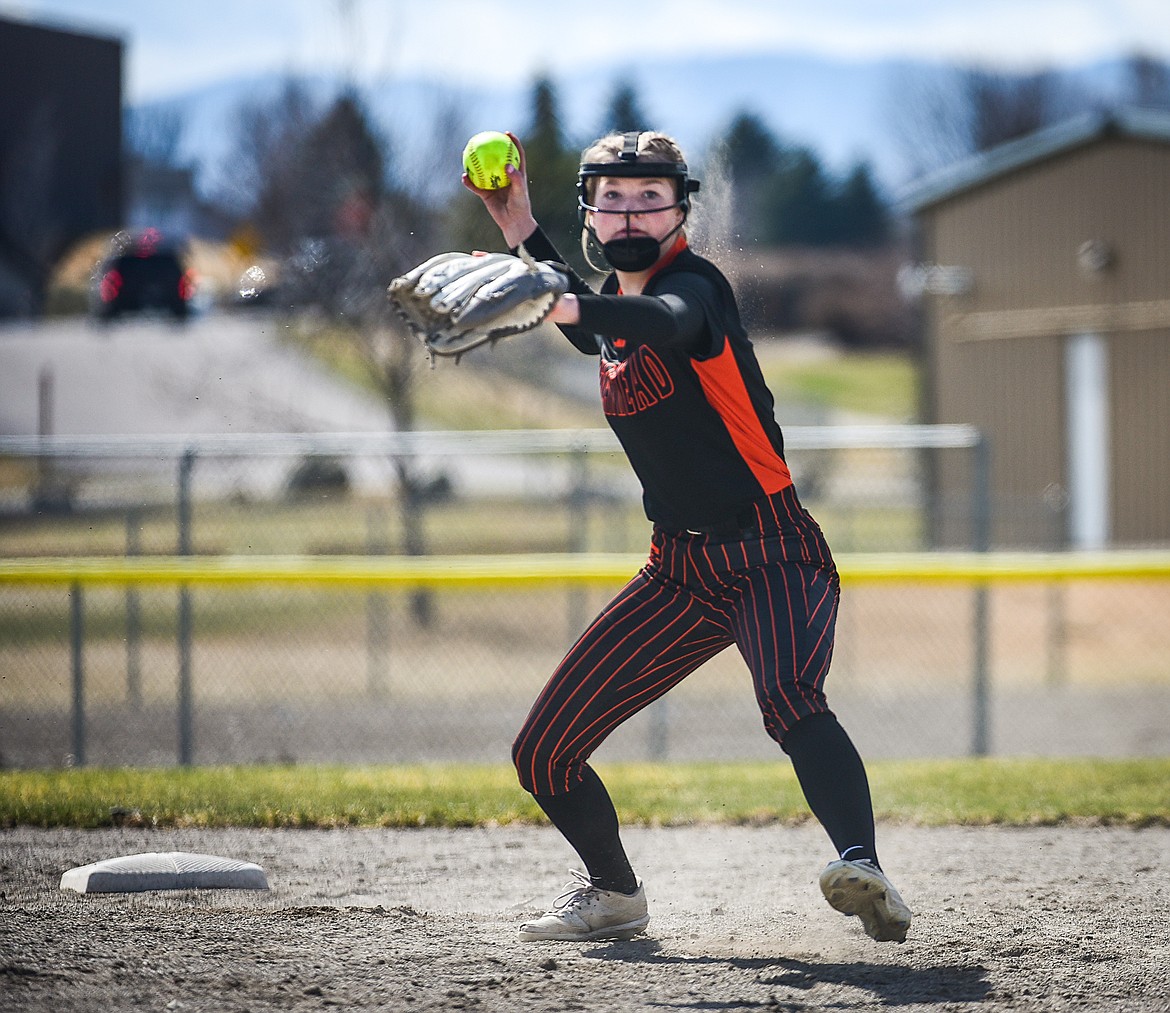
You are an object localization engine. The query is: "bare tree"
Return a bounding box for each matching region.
[965,68,1075,151]
[297,92,441,623]
[125,105,184,167]
[889,64,1096,179]
[886,65,973,180]
[341,192,439,627]
[219,80,322,247]
[223,83,444,623]
[1124,53,1170,110]
[409,99,468,208]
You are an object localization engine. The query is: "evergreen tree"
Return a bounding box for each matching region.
[831,162,890,248]
[718,112,783,244]
[299,92,386,241]
[523,77,581,258]
[599,79,652,136]
[763,147,835,246]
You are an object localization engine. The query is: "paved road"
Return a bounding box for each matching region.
[0,311,393,438]
[0,312,612,505]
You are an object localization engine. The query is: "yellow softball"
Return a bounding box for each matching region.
[462,131,520,190]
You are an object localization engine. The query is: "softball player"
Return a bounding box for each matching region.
[466,130,911,945]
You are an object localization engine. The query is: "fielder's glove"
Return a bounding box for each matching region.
[387,251,569,360]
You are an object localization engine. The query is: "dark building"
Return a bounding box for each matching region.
[0,16,123,317]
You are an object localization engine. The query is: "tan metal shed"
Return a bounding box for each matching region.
[904,109,1170,548]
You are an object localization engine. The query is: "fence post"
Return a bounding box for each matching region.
[125,509,142,708]
[70,581,86,766]
[1045,484,1070,687]
[566,448,590,641]
[971,434,992,757]
[648,700,670,761]
[177,448,195,765]
[366,505,390,699]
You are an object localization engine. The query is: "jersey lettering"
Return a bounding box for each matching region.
[600,346,676,417]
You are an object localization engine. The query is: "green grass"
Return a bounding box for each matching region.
[760,349,920,421]
[2,758,1166,830]
[286,323,921,427]
[285,324,599,432]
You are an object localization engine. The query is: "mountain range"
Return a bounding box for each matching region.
[145,50,1134,205]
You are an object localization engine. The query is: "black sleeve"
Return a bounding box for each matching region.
[510,226,593,296]
[509,226,600,355]
[507,229,715,357]
[575,273,713,355]
[575,292,705,351]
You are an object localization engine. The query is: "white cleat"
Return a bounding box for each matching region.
[519,870,650,942]
[819,858,912,943]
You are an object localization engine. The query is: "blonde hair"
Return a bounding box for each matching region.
[578,131,688,203]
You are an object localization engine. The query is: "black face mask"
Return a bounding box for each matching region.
[600,235,663,272]
[596,216,687,273]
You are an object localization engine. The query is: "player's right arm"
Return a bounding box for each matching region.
[462,131,539,248]
[465,133,599,353]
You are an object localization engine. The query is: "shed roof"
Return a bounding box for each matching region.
[900,106,1170,213]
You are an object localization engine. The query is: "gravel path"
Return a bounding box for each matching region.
[3,823,1169,1011]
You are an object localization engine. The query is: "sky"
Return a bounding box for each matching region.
[4,0,1170,103]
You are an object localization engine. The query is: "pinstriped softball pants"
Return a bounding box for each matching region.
[512,485,839,796]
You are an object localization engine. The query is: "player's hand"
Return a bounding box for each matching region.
[546,292,580,326]
[462,132,539,249]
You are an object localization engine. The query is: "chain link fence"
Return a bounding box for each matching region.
[2,429,1168,768]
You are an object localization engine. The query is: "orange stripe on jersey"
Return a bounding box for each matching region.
[692,339,792,495]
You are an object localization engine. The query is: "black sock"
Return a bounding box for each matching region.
[783,712,880,868]
[532,765,639,894]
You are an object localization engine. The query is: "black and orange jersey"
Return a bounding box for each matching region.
[518,229,793,531]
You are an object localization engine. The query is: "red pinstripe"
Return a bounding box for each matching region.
[767,566,804,710]
[548,614,705,762]
[561,632,728,768]
[730,573,791,734]
[801,577,837,682]
[512,485,839,795]
[516,579,668,792]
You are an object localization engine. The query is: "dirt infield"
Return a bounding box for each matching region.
[2,823,1168,1012]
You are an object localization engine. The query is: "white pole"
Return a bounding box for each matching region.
[1065,332,1110,549]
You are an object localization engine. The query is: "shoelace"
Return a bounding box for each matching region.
[551,870,598,911]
